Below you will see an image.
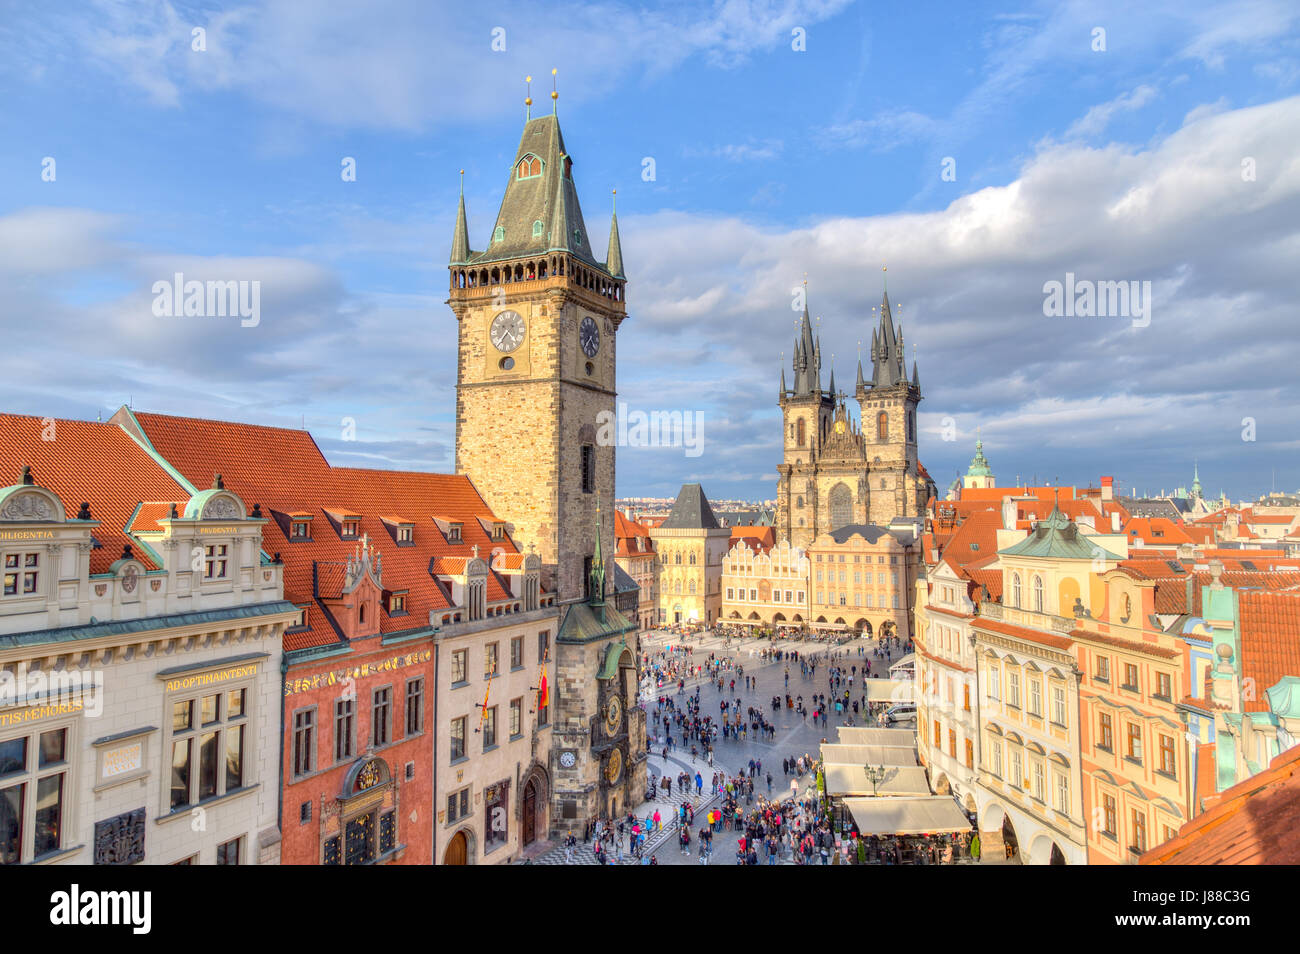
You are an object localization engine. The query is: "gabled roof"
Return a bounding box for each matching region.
[659,483,720,530]
[730,525,775,550]
[0,414,193,574]
[123,410,524,649]
[1237,589,1300,714]
[1141,743,1300,865]
[938,508,1002,573]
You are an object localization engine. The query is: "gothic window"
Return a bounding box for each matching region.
[828,483,852,531]
[674,552,681,565]
[1012,574,1022,608]
[797,419,805,447]
[796,496,804,508]
[688,580,696,594]
[674,581,682,594]
[1032,575,1044,613]
[532,220,544,237]
[517,155,542,179]
[877,411,888,441]
[580,444,595,493]
[493,226,505,244]
[688,553,696,565]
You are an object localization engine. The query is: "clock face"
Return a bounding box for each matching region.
[490,310,526,353]
[605,747,622,784]
[559,750,576,769]
[605,697,622,736]
[579,316,600,358]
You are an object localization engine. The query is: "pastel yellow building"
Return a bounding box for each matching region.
[650,484,729,626]
[721,537,809,628]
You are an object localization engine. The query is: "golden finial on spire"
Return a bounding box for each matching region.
[459,168,464,195]
[803,271,808,286]
[551,68,558,112]
[525,75,533,119]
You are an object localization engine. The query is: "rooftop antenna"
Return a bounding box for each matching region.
[525,75,532,121]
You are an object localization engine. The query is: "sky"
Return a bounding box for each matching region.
[1,0,1299,503]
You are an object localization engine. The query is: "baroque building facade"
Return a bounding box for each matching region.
[775,288,936,549]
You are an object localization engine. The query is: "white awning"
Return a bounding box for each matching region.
[819,743,916,767]
[889,653,917,676]
[843,796,972,835]
[859,678,914,702]
[836,727,916,746]
[823,763,931,797]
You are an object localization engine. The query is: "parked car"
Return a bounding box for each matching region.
[884,702,916,724]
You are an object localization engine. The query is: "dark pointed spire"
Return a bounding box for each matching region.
[856,357,865,389]
[780,364,787,400]
[450,170,470,264]
[547,165,570,251]
[828,364,836,399]
[912,359,920,390]
[605,190,624,278]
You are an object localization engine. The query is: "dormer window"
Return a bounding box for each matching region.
[448,523,463,544]
[517,154,542,179]
[341,520,359,539]
[388,591,408,614]
[290,520,311,539]
[492,522,505,541]
[532,219,544,238]
[398,526,412,543]
[493,226,505,244]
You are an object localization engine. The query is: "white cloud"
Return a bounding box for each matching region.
[1065,85,1158,139]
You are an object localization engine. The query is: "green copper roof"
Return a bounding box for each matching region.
[450,179,471,264]
[555,598,636,644]
[966,439,992,478]
[999,506,1122,561]
[606,202,624,278]
[597,638,634,679]
[465,114,606,272]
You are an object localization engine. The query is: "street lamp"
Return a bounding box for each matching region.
[864,763,886,797]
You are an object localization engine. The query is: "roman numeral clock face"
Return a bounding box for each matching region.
[490,310,525,352]
[579,316,600,358]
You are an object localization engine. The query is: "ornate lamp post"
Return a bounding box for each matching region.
[864,763,886,797]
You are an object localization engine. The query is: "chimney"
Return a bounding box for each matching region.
[1101,476,1113,502]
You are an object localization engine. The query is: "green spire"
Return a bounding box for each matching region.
[590,500,606,606]
[605,190,624,278]
[450,170,470,264]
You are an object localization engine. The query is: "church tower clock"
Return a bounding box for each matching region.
[447,107,626,603]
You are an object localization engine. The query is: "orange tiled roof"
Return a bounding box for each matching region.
[1068,627,1181,659]
[1141,743,1300,865]
[1237,589,1300,713]
[959,486,1077,503]
[127,501,183,534]
[938,508,1002,573]
[1122,517,1194,545]
[128,411,523,647]
[0,415,192,574]
[973,617,1073,651]
[730,525,775,550]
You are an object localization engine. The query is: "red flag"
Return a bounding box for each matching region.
[538,663,549,709]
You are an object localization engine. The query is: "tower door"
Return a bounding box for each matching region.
[444,830,468,866]
[522,779,538,846]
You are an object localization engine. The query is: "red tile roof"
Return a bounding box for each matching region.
[1122,517,1194,545]
[1141,743,1300,865]
[0,415,192,574]
[1237,589,1300,713]
[128,411,523,647]
[730,525,775,549]
[938,508,1002,573]
[973,617,1073,651]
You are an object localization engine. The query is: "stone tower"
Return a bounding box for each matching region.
[775,292,834,546]
[448,112,626,603]
[856,288,925,525]
[775,280,934,548]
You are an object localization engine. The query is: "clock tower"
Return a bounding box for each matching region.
[447,110,626,604]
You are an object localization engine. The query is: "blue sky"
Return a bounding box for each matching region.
[2,0,1299,502]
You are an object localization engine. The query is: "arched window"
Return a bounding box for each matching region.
[674,552,681,565]
[688,580,696,594]
[877,411,888,441]
[359,603,366,624]
[674,581,682,594]
[797,418,806,447]
[532,220,544,237]
[1012,574,1022,608]
[493,226,504,244]
[517,155,542,179]
[688,553,696,565]
[1033,576,1044,613]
